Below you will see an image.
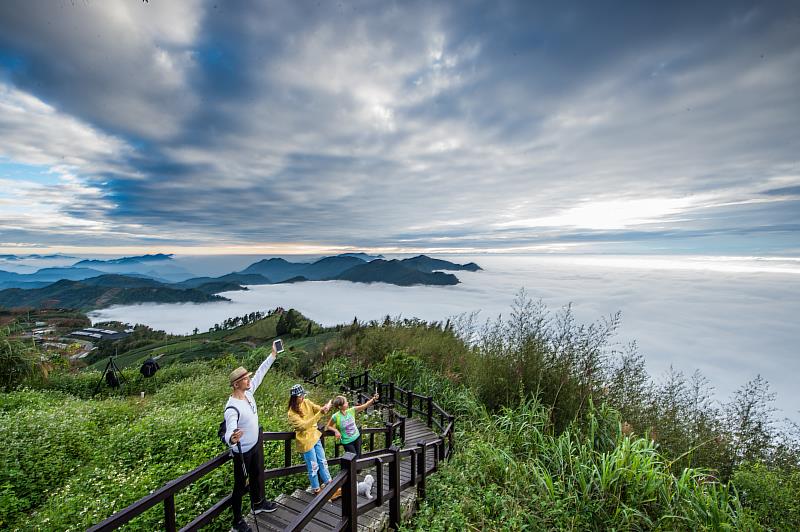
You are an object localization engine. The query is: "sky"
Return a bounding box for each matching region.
[0,1,799,256]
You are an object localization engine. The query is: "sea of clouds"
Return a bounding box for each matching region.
[89,254,800,419]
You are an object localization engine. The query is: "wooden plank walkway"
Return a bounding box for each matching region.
[245,418,439,532]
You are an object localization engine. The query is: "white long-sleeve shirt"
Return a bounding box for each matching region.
[223,353,276,453]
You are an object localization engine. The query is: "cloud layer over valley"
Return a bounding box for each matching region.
[90,254,800,419]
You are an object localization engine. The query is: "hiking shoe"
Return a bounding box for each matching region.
[329,487,342,501]
[253,500,278,514]
[231,519,252,532]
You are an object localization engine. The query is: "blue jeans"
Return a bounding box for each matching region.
[302,438,331,490]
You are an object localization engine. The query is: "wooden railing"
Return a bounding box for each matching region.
[89,371,455,532]
[326,370,456,460]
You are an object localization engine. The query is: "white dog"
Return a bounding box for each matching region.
[357,474,375,499]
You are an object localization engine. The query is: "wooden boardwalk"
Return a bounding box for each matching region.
[246,418,439,532]
[85,374,454,532]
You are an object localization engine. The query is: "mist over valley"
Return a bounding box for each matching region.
[87,254,800,420]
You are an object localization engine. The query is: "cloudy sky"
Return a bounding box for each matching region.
[1,0,798,256]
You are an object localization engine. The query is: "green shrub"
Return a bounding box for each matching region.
[0,329,40,391]
[406,400,757,531]
[733,462,800,530]
[0,390,139,528]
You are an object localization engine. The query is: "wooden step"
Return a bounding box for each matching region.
[244,412,441,531]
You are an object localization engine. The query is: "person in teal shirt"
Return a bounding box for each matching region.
[326,391,378,456]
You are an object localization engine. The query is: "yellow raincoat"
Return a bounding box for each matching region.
[287,398,324,453]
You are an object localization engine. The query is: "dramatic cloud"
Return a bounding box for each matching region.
[0,0,798,253]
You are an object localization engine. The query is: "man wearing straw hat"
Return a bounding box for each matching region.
[223,343,279,532]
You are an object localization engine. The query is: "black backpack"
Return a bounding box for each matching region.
[218,406,240,445]
[140,358,159,378]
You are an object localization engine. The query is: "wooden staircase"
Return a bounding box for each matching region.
[246,418,438,531]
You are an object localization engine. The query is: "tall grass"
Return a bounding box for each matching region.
[325,290,799,530]
[403,396,757,531]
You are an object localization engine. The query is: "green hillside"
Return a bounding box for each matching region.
[85,310,326,374]
[1,297,798,531]
[222,313,280,341]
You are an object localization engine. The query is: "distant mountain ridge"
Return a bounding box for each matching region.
[0,253,77,260]
[240,256,374,282]
[239,258,299,282]
[73,253,173,266]
[0,254,481,310]
[71,253,190,282]
[0,266,159,290]
[337,252,384,261]
[0,267,110,289]
[334,259,459,286]
[174,272,272,289]
[0,275,228,311]
[400,255,481,273]
[239,254,474,286]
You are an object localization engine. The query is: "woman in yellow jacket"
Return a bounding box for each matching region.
[287,384,333,493]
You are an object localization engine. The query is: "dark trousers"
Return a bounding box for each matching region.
[231,431,265,524]
[342,434,363,456]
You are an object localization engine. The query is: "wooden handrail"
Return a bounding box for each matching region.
[87,451,232,532]
[179,494,232,532]
[286,469,349,531]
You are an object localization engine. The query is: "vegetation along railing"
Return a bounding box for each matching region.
[88,370,455,531]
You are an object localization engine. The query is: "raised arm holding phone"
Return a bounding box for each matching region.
[222,341,282,532]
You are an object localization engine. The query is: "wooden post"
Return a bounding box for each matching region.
[364,370,370,392]
[448,416,455,459]
[284,439,292,467]
[389,382,395,405]
[340,452,358,532]
[407,391,413,418]
[164,494,176,532]
[417,442,427,500]
[426,396,433,427]
[375,457,385,507]
[410,446,417,487]
[389,446,401,530]
[385,421,394,449]
[400,416,406,443]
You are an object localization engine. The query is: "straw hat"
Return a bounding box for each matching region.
[229,366,252,385]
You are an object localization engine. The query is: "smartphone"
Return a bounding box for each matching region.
[273,339,284,353]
